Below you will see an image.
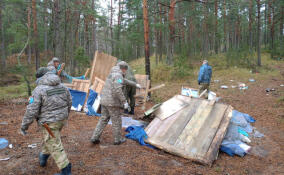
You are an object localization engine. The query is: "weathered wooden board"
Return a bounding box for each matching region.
[89,51,117,82]
[71,79,90,93]
[145,95,233,165]
[91,77,105,94]
[154,95,191,120]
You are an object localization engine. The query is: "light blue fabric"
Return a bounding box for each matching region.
[68,89,86,110]
[198,63,212,84]
[125,126,155,149]
[238,127,249,137]
[86,89,101,116]
[0,138,8,149]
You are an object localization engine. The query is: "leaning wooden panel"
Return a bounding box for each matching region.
[145,96,233,165]
[89,51,117,82]
[71,79,90,93]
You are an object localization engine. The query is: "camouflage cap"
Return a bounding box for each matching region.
[52,57,60,63]
[36,67,49,78]
[117,61,128,70]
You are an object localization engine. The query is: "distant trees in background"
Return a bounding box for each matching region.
[0,0,283,74]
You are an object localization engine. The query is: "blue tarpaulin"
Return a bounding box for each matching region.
[0,138,8,149]
[68,89,86,111]
[86,89,101,116]
[125,126,155,148]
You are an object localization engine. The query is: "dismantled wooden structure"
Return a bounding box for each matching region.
[145,95,233,165]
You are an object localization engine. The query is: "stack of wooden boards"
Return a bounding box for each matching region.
[145,95,233,166]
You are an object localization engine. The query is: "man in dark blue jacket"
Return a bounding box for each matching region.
[198,60,212,99]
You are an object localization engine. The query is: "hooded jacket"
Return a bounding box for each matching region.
[21,72,72,130]
[198,63,212,84]
[100,65,128,107]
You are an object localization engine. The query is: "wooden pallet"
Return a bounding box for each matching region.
[145,95,233,166]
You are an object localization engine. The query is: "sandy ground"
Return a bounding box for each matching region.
[0,66,283,175]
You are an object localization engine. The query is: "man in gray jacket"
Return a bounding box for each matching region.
[21,68,72,175]
[90,61,140,145]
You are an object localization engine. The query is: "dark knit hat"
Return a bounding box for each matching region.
[36,67,49,78]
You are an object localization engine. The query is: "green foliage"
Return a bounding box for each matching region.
[225,47,255,69]
[74,47,89,67]
[172,54,192,78]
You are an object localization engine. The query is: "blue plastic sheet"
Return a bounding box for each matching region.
[0,138,8,149]
[125,126,155,148]
[86,89,101,116]
[68,89,86,111]
[238,128,249,137]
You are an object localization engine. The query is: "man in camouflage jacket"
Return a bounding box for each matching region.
[90,61,140,145]
[21,68,72,175]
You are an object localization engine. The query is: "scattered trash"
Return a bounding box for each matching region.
[181,87,199,98]
[0,157,10,161]
[253,129,265,138]
[249,79,255,82]
[239,86,248,90]
[239,83,248,90]
[0,138,9,149]
[8,144,13,149]
[28,144,37,149]
[280,84,284,87]
[0,122,8,125]
[230,80,234,82]
[231,86,237,88]
[266,88,275,92]
[214,80,220,83]
[221,85,228,89]
[208,91,217,100]
[109,117,148,128]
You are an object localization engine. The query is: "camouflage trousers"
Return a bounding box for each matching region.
[124,85,136,108]
[199,83,210,99]
[91,106,122,143]
[41,121,69,170]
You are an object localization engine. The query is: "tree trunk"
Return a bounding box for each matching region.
[115,0,122,58]
[27,4,31,64]
[91,0,97,56]
[167,0,176,65]
[158,4,163,62]
[214,0,218,53]
[223,0,228,52]
[249,0,253,51]
[32,0,40,70]
[202,0,209,57]
[44,0,48,55]
[110,0,114,55]
[257,0,261,66]
[0,2,5,70]
[53,0,60,57]
[143,0,151,80]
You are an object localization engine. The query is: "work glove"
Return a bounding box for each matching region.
[136,84,142,89]
[124,102,131,112]
[20,126,27,136]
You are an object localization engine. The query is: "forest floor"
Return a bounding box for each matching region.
[0,56,284,175]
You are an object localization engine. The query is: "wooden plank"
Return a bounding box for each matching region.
[135,84,165,97]
[155,95,190,120]
[142,79,150,110]
[166,99,202,145]
[190,104,228,157]
[174,100,209,150]
[152,108,184,140]
[205,106,233,166]
[84,68,90,78]
[146,138,208,165]
[145,117,162,138]
[183,100,215,154]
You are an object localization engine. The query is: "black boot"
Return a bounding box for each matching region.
[90,139,100,144]
[54,163,72,175]
[124,109,129,114]
[39,152,50,167]
[114,138,126,145]
[129,107,135,115]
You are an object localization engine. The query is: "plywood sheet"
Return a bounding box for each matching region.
[145,95,233,165]
[135,74,149,97]
[89,51,117,82]
[91,77,105,94]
